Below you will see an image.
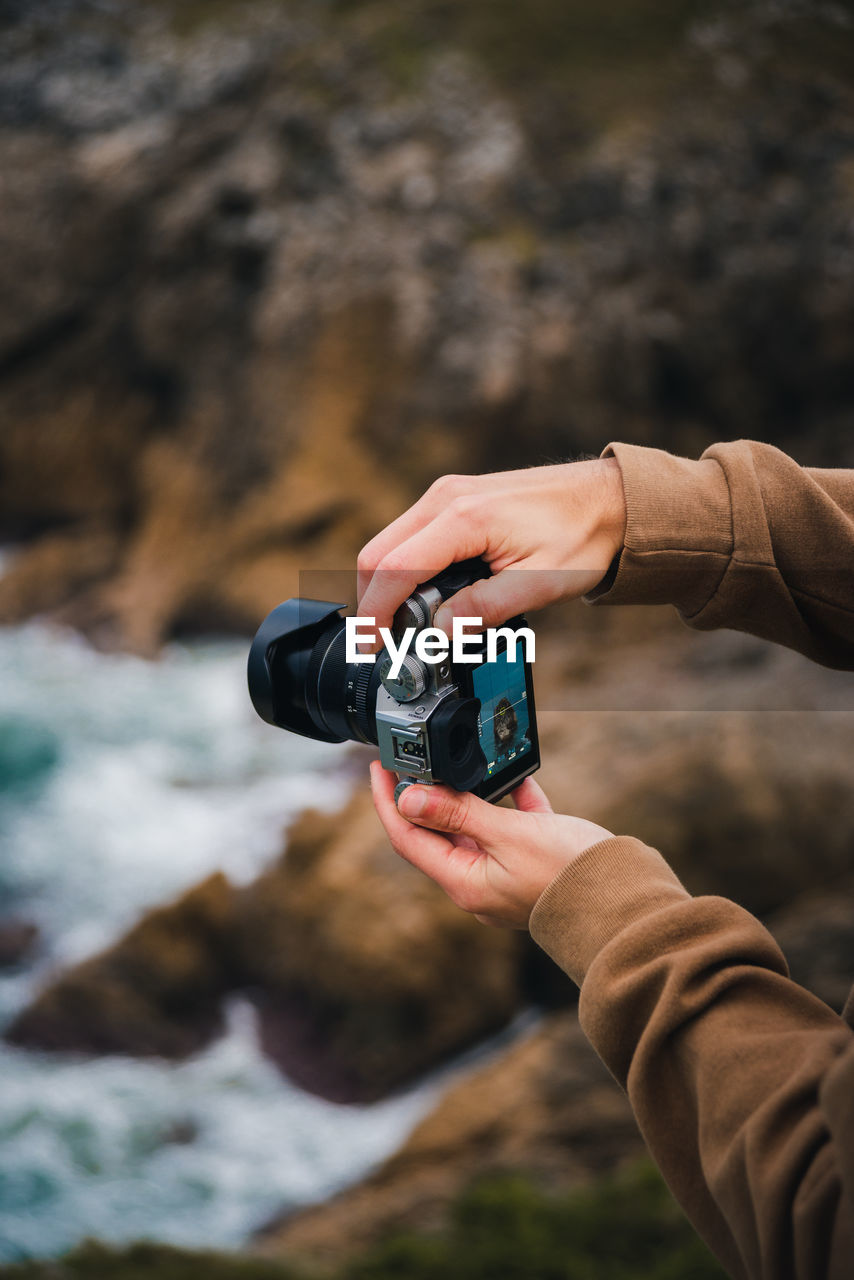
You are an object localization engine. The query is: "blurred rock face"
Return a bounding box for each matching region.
[9,615,854,1102]
[257,1014,645,1263]
[1,1,854,650]
[5,789,535,1102]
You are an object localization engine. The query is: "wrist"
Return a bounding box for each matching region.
[591,456,627,575]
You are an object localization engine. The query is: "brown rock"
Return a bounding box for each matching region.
[0,529,119,626]
[531,613,854,916]
[6,873,235,1058]
[4,789,536,1100]
[233,788,525,1101]
[767,874,854,1015]
[256,1011,642,1265]
[254,626,854,1263]
[3,5,854,652]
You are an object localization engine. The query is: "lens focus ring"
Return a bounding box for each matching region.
[350,660,376,744]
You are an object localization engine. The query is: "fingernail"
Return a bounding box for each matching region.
[399,787,427,818]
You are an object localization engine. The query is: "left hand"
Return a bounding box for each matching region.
[370,761,614,929]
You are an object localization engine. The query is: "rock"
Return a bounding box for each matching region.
[531,609,854,916]
[4,790,542,1098]
[232,789,526,1102]
[256,1011,643,1264]
[0,919,38,968]
[5,874,235,1058]
[766,874,854,1015]
[0,530,119,627]
[2,4,854,649]
[258,866,854,1267]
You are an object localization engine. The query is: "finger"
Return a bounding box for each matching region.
[358,506,493,640]
[432,567,567,634]
[357,469,548,603]
[369,762,479,894]
[358,461,590,607]
[510,775,553,815]
[396,781,504,849]
[357,477,474,603]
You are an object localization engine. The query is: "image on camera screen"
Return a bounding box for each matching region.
[472,649,531,779]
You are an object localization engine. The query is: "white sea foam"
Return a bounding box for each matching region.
[0,999,440,1259]
[0,623,353,963]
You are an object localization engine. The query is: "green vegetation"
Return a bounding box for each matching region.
[0,1241,300,1280]
[333,0,706,102]
[147,0,854,135]
[0,1160,727,1280]
[148,0,706,104]
[349,1161,727,1280]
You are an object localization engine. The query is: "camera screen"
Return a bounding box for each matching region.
[472,648,532,780]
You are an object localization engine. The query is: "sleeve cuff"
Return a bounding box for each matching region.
[584,442,735,616]
[528,835,691,987]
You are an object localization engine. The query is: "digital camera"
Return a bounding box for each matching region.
[247,559,540,803]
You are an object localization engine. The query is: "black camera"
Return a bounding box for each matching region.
[247,559,540,803]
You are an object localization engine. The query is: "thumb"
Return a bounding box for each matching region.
[510,775,553,814]
[397,783,502,845]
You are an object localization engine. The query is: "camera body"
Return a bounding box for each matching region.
[247,558,539,803]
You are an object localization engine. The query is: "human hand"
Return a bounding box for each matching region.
[369,761,614,929]
[357,459,626,640]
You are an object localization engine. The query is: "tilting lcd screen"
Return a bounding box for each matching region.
[471,649,532,779]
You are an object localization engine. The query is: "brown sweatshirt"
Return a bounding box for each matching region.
[529,440,854,1280]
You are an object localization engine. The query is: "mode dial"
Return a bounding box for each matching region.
[379,654,428,702]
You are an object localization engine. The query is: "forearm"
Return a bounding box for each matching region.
[530,842,854,1279]
[588,440,854,670]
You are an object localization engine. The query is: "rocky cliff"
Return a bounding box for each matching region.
[2,1,854,652]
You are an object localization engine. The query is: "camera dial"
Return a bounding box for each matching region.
[379,654,428,702]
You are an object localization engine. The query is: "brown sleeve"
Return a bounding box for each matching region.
[587,440,854,670]
[529,839,854,1280]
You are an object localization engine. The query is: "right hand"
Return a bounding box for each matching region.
[357,459,627,637]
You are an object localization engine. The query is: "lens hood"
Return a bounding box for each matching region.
[247,599,347,742]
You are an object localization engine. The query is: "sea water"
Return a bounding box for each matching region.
[0,620,442,1261]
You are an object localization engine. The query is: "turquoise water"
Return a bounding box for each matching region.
[0,621,440,1261]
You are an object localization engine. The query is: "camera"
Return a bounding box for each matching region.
[247,558,540,803]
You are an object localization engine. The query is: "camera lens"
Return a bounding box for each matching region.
[248,600,384,746]
[309,620,383,744]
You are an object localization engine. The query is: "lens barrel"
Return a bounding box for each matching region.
[247,600,382,746]
[308,622,382,744]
